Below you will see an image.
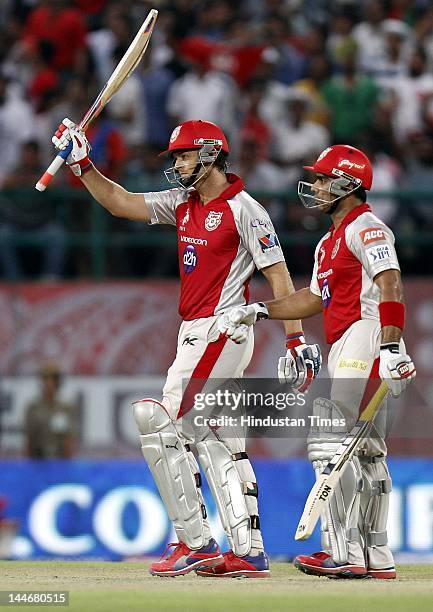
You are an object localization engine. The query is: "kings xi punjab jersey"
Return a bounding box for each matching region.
[310,203,400,344]
[145,174,284,320]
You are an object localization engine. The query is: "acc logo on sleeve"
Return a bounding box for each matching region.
[359,227,387,245]
[258,234,280,252]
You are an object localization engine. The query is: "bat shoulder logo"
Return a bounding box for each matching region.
[170,125,182,143]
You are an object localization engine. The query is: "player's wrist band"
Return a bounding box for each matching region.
[380,342,400,354]
[80,160,93,175]
[379,301,405,330]
[286,332,305,349]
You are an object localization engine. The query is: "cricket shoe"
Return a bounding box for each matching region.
[196,550,270,578]
[367,567,396,579]
[149,538,223,577]
[294,551,368,579]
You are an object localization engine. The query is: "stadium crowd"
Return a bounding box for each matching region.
[0,0,433,278]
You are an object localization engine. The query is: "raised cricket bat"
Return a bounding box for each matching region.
[35,8,158,192]
[295,381,389,541]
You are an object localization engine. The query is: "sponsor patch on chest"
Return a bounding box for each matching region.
[359,227,387,245]
[204,211,223,231]
[366,244,391,264]
[258,233,280,252]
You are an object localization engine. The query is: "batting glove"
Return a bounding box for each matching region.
[218,302,269,344]
[278,333,322,392]
[379,343,416,397]
[52,118,92,177]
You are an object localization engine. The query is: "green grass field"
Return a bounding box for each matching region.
[1,562,432,612]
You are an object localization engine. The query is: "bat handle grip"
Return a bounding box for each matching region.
[35,142,73,192]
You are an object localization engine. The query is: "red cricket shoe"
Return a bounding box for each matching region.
[149,538,223,577]
[196,550,270,578]
[294,551,368,579]
[367,567,396,579]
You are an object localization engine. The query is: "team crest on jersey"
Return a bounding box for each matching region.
[331,238,341,259]
[205,211,223,231]
[170,125,182,143]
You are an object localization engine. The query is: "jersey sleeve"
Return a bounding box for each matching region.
[346,214,400,279]
[236,196,285,270]
[310,240,322,297]
[144,188,189,226]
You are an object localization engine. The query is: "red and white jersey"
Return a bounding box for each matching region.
[310,203,400,344]
[145,174,284,320]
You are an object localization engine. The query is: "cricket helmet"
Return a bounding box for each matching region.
[160,120,229,158]
[304,144,373,190]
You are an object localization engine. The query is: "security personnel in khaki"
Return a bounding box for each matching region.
[24,362,78,459]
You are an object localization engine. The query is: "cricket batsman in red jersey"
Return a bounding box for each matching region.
[219,144,416,579]
[51,117,322,577]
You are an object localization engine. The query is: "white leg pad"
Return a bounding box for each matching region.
[132,398,205,549]
[308,397,364,566]
[197,437,251,557]
[359,456,394,569]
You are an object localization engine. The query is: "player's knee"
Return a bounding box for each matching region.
[307,397,348,463]
[132,398,171,434]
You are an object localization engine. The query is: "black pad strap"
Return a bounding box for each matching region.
[185,444,191,453]
[250,515,261,530]
[232,452,249,461]
[194,473,202,488]
[242,482,258,497]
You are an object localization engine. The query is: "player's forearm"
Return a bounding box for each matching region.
[261,262,302,334]
[265,287,323,320]
[80,165,149,220]
[374,269,405,343]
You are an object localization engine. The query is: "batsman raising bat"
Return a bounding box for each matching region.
[219,145,416,579]
[51,117,321,577]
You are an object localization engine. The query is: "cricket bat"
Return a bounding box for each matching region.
[295,381,389,540]
[35,8,158,192]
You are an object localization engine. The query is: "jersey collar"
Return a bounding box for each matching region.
[189,173,245,206]
[329,203,371,234]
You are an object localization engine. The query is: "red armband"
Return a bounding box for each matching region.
[286,332,305,349]
[379,301,405,331]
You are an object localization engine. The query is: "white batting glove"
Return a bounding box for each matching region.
[279,333,322,392]
[218,302,269,344]
[379,343,416,397]
[52,118,92,176]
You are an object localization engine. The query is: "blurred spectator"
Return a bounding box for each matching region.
[86,4,133,84]
[166,58,238,142]
[356,138,402,225]
[294,53,331,127]
[0,73,35,184]
[27,40,59,113]
[372,19,413,81]
[352,0,387,74]
[233,137,287,194]
[0,140,67,280]
[107,44,143,148]
[377,44,433,145]
[321,38,380,142]
[262,15,307,85]
[22,0,88,74]
[24,362,78,459]
[270,88,330,186]
[239,79,272,159]
[327,9,357,64]
[86,112,128,183]
[402,133,433,228]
